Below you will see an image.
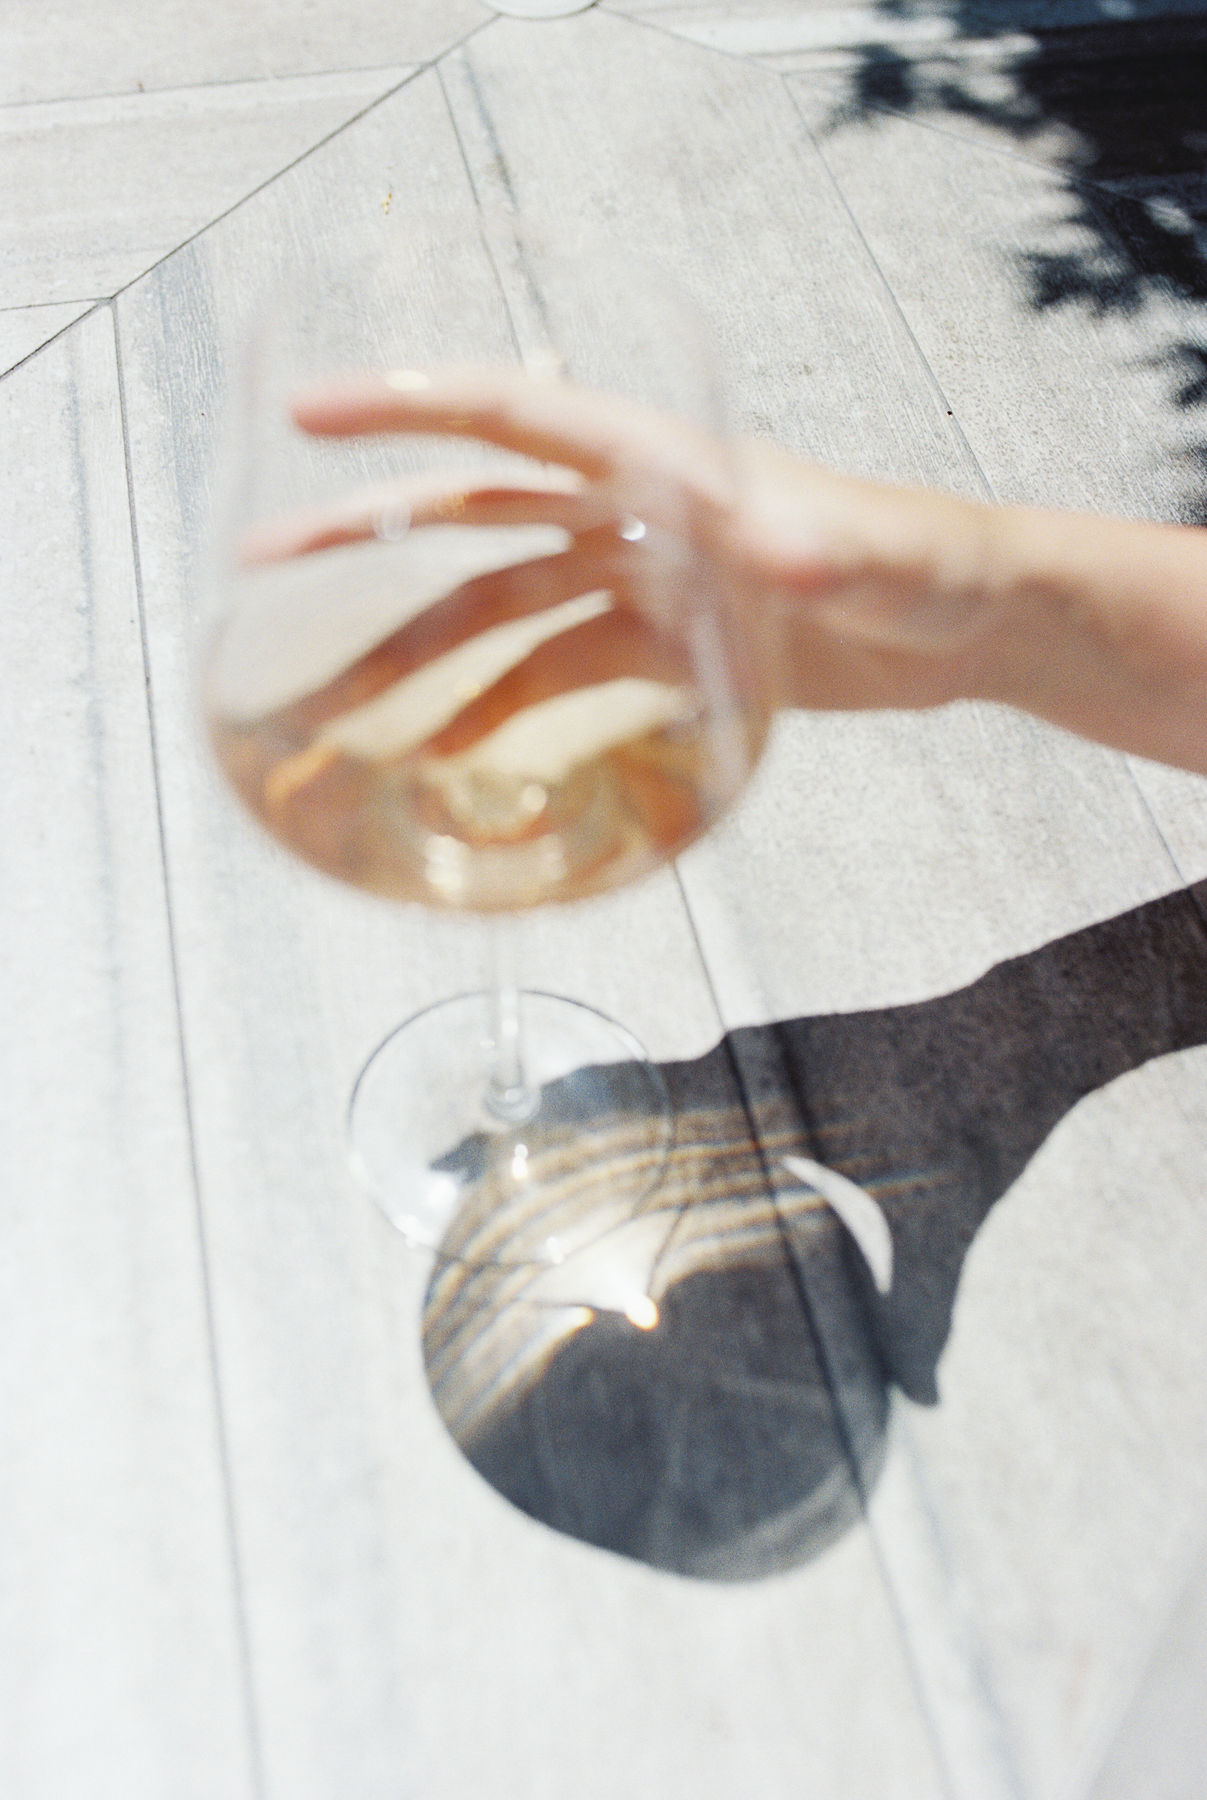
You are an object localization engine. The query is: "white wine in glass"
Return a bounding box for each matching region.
[209,574,766,912]
[201,220,769,1271]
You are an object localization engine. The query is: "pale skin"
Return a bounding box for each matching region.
[275,364,1207,776]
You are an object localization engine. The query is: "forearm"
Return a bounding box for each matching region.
[741,444,1207,773]
[976,504,1207,774]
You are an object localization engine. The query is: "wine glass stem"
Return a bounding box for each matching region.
[485,918,538,1125]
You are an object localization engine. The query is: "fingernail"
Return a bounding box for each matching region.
[384,369,433,392]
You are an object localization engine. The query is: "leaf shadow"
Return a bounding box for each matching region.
[817,6,1207,516]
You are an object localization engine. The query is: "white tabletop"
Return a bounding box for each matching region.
[5,5,1207,1797]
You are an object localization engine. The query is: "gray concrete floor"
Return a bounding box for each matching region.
[4,4,1207,1796]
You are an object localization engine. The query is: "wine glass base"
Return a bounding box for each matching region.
[348,991,672,1269]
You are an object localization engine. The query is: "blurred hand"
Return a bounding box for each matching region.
[268,362,1207,775]
[270,365,1005,750]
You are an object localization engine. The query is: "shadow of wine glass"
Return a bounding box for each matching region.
[423,1079,887,1580]
[422,879,1207,1581]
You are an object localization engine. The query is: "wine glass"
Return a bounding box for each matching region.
[200,216,770,1273]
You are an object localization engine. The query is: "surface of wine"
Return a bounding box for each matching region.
[208,593,767,911]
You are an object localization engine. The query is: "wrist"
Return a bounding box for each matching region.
[960,502,1068,713]
[971,502,1207,770]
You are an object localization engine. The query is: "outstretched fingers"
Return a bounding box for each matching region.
[420,604,693,757]
[275,533,638,738]
[237,473,604,567]
[289,365,709,491]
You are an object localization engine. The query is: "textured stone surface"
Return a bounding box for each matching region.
[8,4,1207,1797]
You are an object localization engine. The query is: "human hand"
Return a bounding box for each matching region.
[271,362,1207,779]
[275,364,1007,746]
